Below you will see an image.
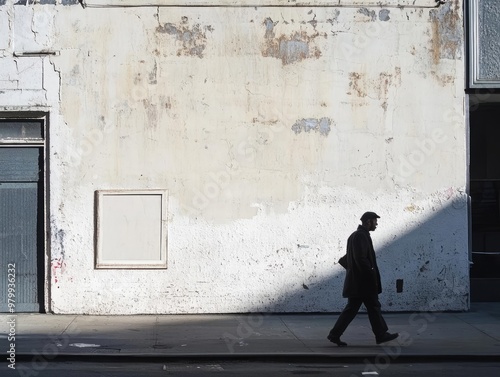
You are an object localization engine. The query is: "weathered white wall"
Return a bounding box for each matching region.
[0,0,469,314]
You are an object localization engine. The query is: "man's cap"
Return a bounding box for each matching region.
[360,211,380,222]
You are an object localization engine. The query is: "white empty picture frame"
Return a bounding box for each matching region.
[95,190,168,269]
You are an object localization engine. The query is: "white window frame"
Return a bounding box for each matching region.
[0,114,46,145]
[468,0,500,88]
[95,189,168,269]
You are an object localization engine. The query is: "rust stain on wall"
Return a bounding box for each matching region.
[348,72,367,98]
[429,0,462,65]
[348,68,401,110]
[157,17,214,58]
[261,17,323,65]
[379,68,401,111]
[431,71,454,86]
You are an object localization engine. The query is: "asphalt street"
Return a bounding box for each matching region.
[4,361,500,377]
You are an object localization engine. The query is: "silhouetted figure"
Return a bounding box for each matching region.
[328,212,398,346]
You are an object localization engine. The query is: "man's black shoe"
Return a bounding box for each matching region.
[376,332,399,344]
[327,335,347,347]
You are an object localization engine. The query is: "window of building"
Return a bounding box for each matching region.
[468,0,500,88]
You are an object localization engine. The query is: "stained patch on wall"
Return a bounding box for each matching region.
[327,10,341,25]
[405,203,422,212]
[262,18,323,65]
[420,261,430,272]
[291,117,332,136]
[378,68,401,110]
[348,68,401,110]
[51,228,66,286]
[157,17,214,58]
[53,228,66,259]
[431,71,454,86]
[379,9,390,22]
[148,61,157,85]
[429,0,462,64]
[348,72,367,98]
[51,257,66,285]
[358,8,377,22]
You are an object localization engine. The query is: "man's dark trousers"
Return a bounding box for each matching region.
[329,295,388,338]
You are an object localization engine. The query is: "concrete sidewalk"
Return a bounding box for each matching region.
[1,303,499,362]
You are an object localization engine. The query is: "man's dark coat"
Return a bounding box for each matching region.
[342,225,382,298]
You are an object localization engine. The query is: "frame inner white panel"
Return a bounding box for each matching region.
[96,190,168,269]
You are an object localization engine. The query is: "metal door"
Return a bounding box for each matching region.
[0,147,42,312]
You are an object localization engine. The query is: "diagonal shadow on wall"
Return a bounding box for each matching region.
[260,200,470,314]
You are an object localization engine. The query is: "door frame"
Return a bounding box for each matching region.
[0,112,49,313]
[467,93,500,302]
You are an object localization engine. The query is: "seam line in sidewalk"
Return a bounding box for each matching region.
[60,315,78,337]
[279,316,314,352]
[452,312,500,343]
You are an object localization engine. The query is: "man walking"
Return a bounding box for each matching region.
[327,212,398,346]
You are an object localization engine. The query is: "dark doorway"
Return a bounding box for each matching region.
[0,119,45,313]
[469,101,500,302]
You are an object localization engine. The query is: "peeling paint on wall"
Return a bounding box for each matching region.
[349,72,367,98]
[157,17,214,58]
[52,227,66,260]
[327,9,340,25]
[51,257,66,285]
[148,61,157,85]
[262,17,323,65]
[358,8,377,22]
[429,0,462,63]
[291,117,331,136]
[379,68,401,110]
[50,227,67,286]
[431,71,454,86]
[379,9,390,22]
[348,68,401,110]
